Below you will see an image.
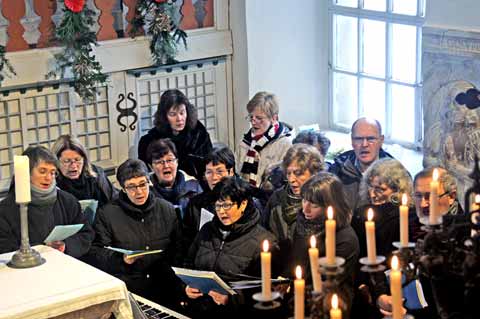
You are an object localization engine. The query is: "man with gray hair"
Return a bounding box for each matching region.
[329,117,393,209]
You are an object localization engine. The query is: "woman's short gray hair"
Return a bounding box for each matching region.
[360,158,413,204]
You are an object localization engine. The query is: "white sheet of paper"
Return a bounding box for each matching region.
[199,208,214,230]
[44,224,84,243]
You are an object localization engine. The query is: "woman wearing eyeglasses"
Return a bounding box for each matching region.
[184,176,278,318]
[146,138,202,219]
[352,158,415,260]
[350,158,415,319]
[87,159,184,309]
[51,135,118,207]
[138,89,212,182]
[264,143,324,269]
[237,91,292,187]
[0,146,94,257]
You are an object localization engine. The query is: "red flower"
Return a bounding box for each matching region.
[65,0,86,13]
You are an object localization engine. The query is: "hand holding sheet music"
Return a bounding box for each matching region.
[172,267,236,295]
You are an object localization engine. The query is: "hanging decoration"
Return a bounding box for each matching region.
[46,0,107,101]
[130,0,187,65]
[0,45,16,86]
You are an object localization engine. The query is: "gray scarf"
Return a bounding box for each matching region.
[30,181,57,207]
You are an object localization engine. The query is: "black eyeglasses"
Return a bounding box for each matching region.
[413,191,449,201]
[215,202,235,211]
[124,181,149,193]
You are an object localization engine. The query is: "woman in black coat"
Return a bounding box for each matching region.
[0,146,94,258]
[138,89,212,181]
[52,134,118,208]
[291,172,359,316]
[87,159,184,310]
[184,176,278,319]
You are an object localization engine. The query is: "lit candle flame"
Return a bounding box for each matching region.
[433,168,439,182]
[391,255,399,271]
[367,208,374,221]
[402,193,408,206]
[327,206,334,220]
[310,235,316,248]
[262,239,269,252]
[295,265,302,279]
[331,293,339,310]
[475,194,480,204]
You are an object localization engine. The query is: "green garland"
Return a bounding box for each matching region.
[0,45,16,86]
[130,0,187,65]
[47,4,107,101]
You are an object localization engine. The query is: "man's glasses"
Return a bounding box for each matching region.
[352,136,379,145]
[60,157,84,166]
[215,202,235,211]
[413,191,449,201]
[124,181,149,193]
[152,158,177,166]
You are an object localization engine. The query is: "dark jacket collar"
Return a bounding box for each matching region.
[117,191,156,220]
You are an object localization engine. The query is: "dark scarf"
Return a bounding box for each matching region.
[118,191,155,220]
[30,182,57,207]
[296,210,326,238]
[281,187,303,225]
[240,122,285,186]
[56,173,103,202]
[151,172,185,205]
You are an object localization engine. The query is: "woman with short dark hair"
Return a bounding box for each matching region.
[146,138,202,218]
[184,176,277,318]
[87,159,184,309]
[138,89,213,181]
[0,146,94,258]
[51,134,118,207]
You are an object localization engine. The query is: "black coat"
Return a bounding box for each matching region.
[185,203,278,318]
[0,189,94,258]
[182,190,216,251]
[292,210,360,313]
[56,164,118,207]
[87,192,184,308]
[138,121,213,181]
[329,149,393,210]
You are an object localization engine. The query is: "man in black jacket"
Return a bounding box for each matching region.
[329,117,393,210]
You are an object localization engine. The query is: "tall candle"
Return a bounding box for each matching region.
[261,239,271,299]
[400,194,409,246]
[309,235,322,292]
[330,294,342,319]
[429,168,439,225]
[365,208,377,263]
[390,256,403,319]
[14,155,31,203]
[326,206,336,265]
[294,266,305,319]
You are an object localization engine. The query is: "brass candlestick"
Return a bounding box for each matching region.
[8,202,45,268]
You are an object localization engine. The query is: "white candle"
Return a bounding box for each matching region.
[261,239,271,299]
[294,266,305,319]
[309,235,322,292]
[14,155,31,203]
[390,256,403,319]
[330,293,342,319]
[325,206,336,265]
[400,194,409,246]
[429,169,439,225]
[365,208,377,263]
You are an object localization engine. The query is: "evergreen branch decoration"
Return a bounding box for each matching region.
[130,0,188,65]
[0,45,16,86]
[46,1,107,101]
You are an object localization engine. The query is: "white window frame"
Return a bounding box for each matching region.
[328,0,425,149]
